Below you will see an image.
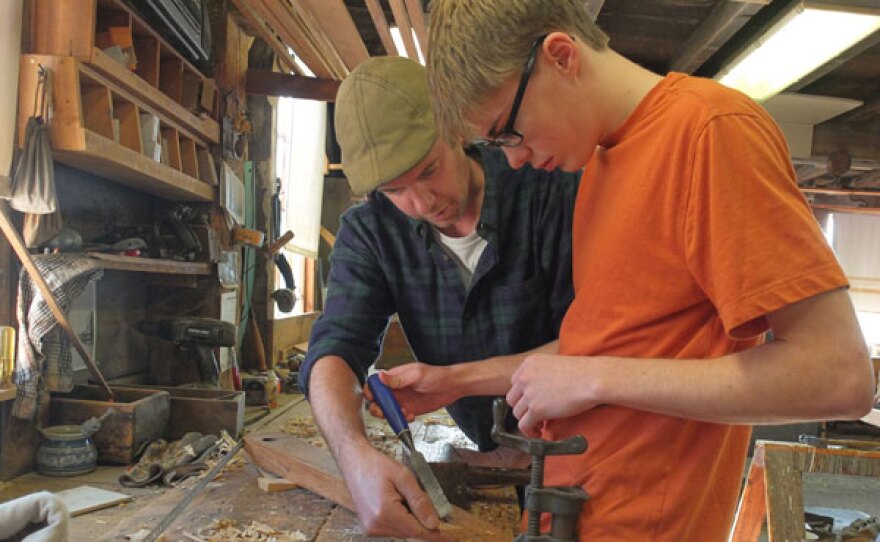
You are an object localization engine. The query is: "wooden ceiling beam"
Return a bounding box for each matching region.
[364,0,398,57]
[228,0,298,74]
[246,69,339,101]
[257,0,347,80]
[299,0,369,72]
[668,0,766,74]
[404,0,428,58]
[389,0,419,60]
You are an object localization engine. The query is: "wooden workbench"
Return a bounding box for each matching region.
[2,393,518,541]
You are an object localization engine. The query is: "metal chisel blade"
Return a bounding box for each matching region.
[406,447,453,520]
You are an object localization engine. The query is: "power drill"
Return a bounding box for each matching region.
[136,318,237,386]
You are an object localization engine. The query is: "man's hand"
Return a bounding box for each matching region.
[506,353,600,437]
[338,445,450,541]
[364,365,460,421]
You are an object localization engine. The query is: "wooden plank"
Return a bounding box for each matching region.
[809,203,880,215]
[801,187,880,197]
[227,0,299,75]
[86,253,211,275]
[19,56,84,150]
[389,0,419,60]
[764,446,804,542]
[244,432,510,542]
[55,485,132,516]
[30,0,97,58]
[258,476,301,492]
[54,130,215,202]
[404,0,428,57]
[364,0,398,56]
[236,0,338,80]
[299,0,369,71]
[245,69,339,101]
[272,0,348,79]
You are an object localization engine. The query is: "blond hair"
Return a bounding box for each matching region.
[427,0,608,142]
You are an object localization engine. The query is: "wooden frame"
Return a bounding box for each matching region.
[730,439,880,541]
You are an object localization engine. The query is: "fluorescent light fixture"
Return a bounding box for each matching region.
[390,26,425,65]
[717,1,880,101]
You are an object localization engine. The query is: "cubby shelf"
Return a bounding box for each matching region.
[19,55,216,202]
[30,0,219,144]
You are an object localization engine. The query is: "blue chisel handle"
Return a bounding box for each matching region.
[367,373,409,437]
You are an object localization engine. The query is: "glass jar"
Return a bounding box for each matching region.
[0,326,14,388]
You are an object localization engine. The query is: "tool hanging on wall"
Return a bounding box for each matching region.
[269,178,296,313]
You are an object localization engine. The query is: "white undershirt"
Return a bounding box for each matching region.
[433,228,488,290]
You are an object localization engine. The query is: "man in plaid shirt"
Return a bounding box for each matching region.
[300,57,579,540]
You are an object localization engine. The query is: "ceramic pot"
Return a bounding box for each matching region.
[37,407,114,477]
[36,424,98,476]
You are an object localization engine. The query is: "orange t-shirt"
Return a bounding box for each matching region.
[547,73,848,541]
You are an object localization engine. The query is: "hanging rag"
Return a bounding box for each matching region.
[0,491,69,542]
[9,64,58,215]
[13,254,103,419]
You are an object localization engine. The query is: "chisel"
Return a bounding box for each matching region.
[367,373,453,520]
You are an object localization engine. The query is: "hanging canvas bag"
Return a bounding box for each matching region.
[9,65,57,215]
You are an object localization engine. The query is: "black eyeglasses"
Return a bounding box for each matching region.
[474,34,548,148]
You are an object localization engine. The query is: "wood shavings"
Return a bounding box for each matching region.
[190,518,307,541]
[281,417,326,449]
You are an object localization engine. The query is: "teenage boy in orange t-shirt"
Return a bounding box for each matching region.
[398,1,879,540]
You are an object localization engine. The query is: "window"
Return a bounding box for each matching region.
[274,96,326,317]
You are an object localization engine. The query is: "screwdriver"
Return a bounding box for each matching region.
[367,373,453,520]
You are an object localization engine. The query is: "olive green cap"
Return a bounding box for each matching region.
[335,57,437,195]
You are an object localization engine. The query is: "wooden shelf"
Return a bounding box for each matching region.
[801,187,880,197]
[19,55,216,202]
[809,203,880,215]
[30,0,219,142]
[87,253,212,275]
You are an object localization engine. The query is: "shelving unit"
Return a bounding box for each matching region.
[87,253,212,275]
[801,187,880,215]
[18,55,216,202]
[29,0,219,144]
